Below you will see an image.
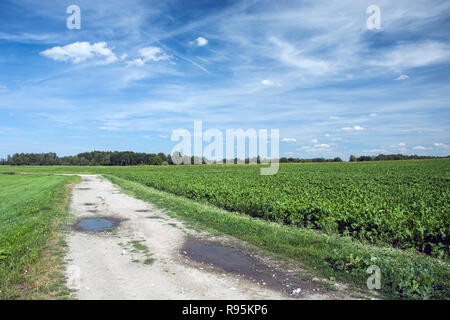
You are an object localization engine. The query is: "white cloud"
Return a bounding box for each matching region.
[395,74,409,80]
[193,37,208,47]
[342,125,364,131]
[413,145,430,150]
[363,149,387,153]
[0,85,8,92]
[159,134,169,139]
[369,113,377,117]
[433,142,448,147]
[311,139,319,143]
[139,46,171,62]
[261,79,281,87]
[126,58,145,67]
[314,143,331,148]
[391,142,406,147]
[40,42,118,64]
[329,116,340,120]
[300,142,336,153]
[125,47,171,67]
[262,79,275,86]
[282,137,296,142]
[99,126,118,131]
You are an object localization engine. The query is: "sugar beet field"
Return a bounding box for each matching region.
[0,159,449,299]
[112,160,450,258]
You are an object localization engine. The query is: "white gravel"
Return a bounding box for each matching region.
[65,174,291,300]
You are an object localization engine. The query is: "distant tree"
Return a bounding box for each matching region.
[157,153,167,163]
[167,154,173,165]
[349,155,357,162]
[152,155,162,165]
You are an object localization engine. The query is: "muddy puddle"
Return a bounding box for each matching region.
[73,217,121,232]
[182,239,328,297]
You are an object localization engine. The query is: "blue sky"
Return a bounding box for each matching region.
[0,0,449,160]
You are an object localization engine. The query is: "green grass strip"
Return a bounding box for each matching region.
[0,173,78,299]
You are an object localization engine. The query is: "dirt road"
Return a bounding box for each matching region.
[65,175,349,300]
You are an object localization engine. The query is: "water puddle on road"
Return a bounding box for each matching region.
[182,239,327,297]
[73,218,120,232]
[146,216,162,219]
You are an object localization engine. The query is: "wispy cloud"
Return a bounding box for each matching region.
[370,41,450,70]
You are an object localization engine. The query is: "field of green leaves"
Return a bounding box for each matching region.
[104,159,450,259]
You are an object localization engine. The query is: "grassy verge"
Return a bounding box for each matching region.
[0,173,79,299]
[105,174,450,300]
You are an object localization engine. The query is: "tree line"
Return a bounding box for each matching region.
[0,151,447,166]
[348,154,448,162]
[1,151,172,166]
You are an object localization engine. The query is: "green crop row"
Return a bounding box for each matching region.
[104,160,449,259]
